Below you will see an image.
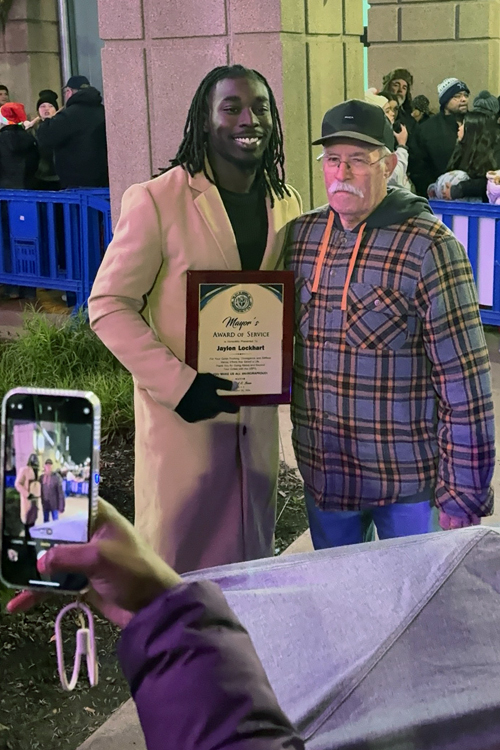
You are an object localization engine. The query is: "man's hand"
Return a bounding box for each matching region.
[7,499,181,628]
[175,373,239,423]
[439,510,481,530]
[395,124,408,147]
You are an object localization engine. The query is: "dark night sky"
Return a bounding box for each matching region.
[67,424,92,465]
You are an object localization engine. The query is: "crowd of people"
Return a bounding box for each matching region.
[5,63,497,748]
[0,75,108,191]
[365,68,500,203]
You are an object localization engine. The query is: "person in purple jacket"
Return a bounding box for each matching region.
[8,499,304,750]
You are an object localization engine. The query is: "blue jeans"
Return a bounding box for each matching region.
[304,487,433,549]
[43,509,59,523]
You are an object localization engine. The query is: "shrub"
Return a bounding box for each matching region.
[0,311,134,607]
[0,310,134,440]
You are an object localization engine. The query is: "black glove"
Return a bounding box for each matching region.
[175,373,240,423]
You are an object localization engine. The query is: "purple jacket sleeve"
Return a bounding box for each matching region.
[117,580,304,750]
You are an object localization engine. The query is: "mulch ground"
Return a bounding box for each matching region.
[0,434,308,750]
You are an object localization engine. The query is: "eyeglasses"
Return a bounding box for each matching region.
[317,153,388,174]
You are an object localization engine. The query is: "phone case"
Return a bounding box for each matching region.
[0,387,101,594]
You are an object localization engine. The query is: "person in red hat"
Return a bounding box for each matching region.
[0,102,39,299]
[0,102,38,189]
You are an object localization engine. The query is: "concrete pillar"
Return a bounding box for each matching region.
[97,0,365,216]
[0,0,61,118]
[368,0,500,110]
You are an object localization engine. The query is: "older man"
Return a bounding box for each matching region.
[287,99,495,548]
[36,75,108,188]
[381,67,415,135]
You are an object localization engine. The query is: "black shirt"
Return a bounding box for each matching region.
[218,180,268,271]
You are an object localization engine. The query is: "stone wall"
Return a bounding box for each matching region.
[368,0,500,110]
[97,0,365,216]
[0,0,61,118]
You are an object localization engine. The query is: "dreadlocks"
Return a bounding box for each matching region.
[169,65,289,206]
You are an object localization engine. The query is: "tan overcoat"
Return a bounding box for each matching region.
[88,166,302,573]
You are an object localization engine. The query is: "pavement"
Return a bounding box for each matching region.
[0,291,71,339]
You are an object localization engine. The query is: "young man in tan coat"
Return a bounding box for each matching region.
[89,65,302,573]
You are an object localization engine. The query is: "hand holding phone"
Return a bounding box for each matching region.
[0,389,100,594]
[7,498,181,628]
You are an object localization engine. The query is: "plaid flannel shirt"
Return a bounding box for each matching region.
[286,202,495,519]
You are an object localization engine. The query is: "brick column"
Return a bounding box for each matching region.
[0,0,61,118]
[368,0,500,109]
[97,0,365,216]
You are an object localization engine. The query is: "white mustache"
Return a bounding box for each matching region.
[328,180,365,198]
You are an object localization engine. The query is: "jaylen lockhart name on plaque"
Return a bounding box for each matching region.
[185,271,294,406]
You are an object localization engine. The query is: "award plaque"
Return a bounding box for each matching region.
[185,270,294,405]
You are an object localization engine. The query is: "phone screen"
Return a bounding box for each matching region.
[1,393,97,592]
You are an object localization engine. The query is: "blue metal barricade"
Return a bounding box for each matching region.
[1,190,497,323]
[0,188,112,309]
[430,200,500,326]
[63,479,89,496]
[79,189,113,301]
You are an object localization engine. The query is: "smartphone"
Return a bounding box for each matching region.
[0,388,100,594]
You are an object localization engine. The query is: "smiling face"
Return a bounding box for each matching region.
[205,75,273,173]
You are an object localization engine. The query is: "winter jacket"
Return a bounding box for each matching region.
[118,580,304,750]
[34,124,60,189]
[487,171,500,204]
[88,164,302,573]
[286,188,495,521]
[15,466,40,525]
[0,124,39,189]
[396,106,416,137]
[409,111,459,196]
[449,143,500,201]
[387,145,413,191]
[40,473,65,513]
[36,87,108,189]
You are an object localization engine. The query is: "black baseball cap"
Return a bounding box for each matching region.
[65,75,90,90]
[312,99,395,151]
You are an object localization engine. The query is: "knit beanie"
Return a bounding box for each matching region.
[438,78,469,109]
[473,90,499,116]
[412,95,430,115]
[0,102,27,125]
[36,89,58,112]
[364,88,388,109]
